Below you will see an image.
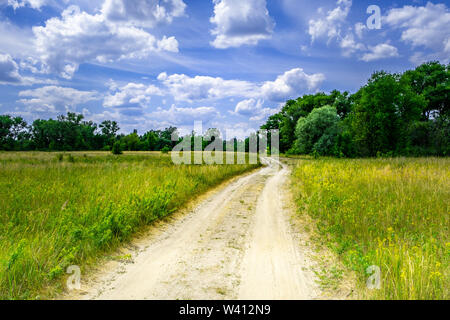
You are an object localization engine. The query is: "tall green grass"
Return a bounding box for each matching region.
[291,158,449,300]
[0,151,260,299]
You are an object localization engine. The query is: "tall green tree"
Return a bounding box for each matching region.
[99,120,120,148]
[295,105,340,156]
[401,61,449,120]
[275,92,339,153]
[350,71,424,156]
[0,115,28,150]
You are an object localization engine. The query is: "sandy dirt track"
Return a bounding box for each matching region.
[73,158,320,300]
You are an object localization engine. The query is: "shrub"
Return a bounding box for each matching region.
[112,141,123,155]
[161,146,171,154]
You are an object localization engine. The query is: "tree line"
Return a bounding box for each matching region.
[261,61,449,157]
[0,111,181,152]
[0,112,250,153]
[1,61,448,157]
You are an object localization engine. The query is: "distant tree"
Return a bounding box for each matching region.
[0,115,14,150]
[99,120,120,148]
[112,141,123,155]
[332,90,352,118]
[159,127,177,150]
[99,120,119,136]
[0,115,30,150]
[31,118,60,150]
[350,71,424,156]
[161,145,171,154]
[260,113,283,130]
[401,61,449,120]
[142,131,159,150]
[295,105,340,156]
[263,92,340,153]
[203,128,222,150]
[122,130,142,151]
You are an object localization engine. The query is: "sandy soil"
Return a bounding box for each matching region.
[68,158,321,300]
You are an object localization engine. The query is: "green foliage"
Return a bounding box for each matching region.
[261,62,449,157]
[161,146,171,154]
[112,141,123,155]
[0,115,29,151]
[401,61,449,120]
[0,112,191,154]
[350,72,425,156]
[99,120,119,147]
[295,105,340,156]
[275,93,339,153]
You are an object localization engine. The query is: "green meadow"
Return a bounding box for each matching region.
[0,151,260,299]
[291,157,449,300]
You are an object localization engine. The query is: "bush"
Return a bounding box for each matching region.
[161,146,171,154]
[112,141,123,155]
[295,105,340,156]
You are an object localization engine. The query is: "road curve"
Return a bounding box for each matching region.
[73,158,319,300]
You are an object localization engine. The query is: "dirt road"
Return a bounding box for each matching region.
[74,158,320,300]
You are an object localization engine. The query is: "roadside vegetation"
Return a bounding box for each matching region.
[291,157,449,300]
[0,151,260,299]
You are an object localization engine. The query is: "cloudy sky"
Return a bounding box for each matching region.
[0,0,449,137]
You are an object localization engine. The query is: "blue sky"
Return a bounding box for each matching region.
[0,0,449,137]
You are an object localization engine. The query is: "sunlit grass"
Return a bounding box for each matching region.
[291,157,449,300]
[0,151,260,299]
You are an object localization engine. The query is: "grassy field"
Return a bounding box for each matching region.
[291,157,449,300]
[0,151,260,300]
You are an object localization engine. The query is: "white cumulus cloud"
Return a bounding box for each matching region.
[308,0,352,43]
[361,43,399,62]
[158,67,325,104]
[101,0,186,28]
[210,0,274,49]
[0,53,57,85]
[339,33,366,57]
[2,0,47,10]
[33,4,181,79]
[150,104,219,125]
[104,82,163,108]
[0,53,23,84]
[385,2,450,63]
[157,72,258,102]
[234,98,263,116]
[18,85,99,113]
[233,98,278,122]
[261,68,325,102]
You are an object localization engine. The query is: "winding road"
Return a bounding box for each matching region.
[73,158,320,300]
